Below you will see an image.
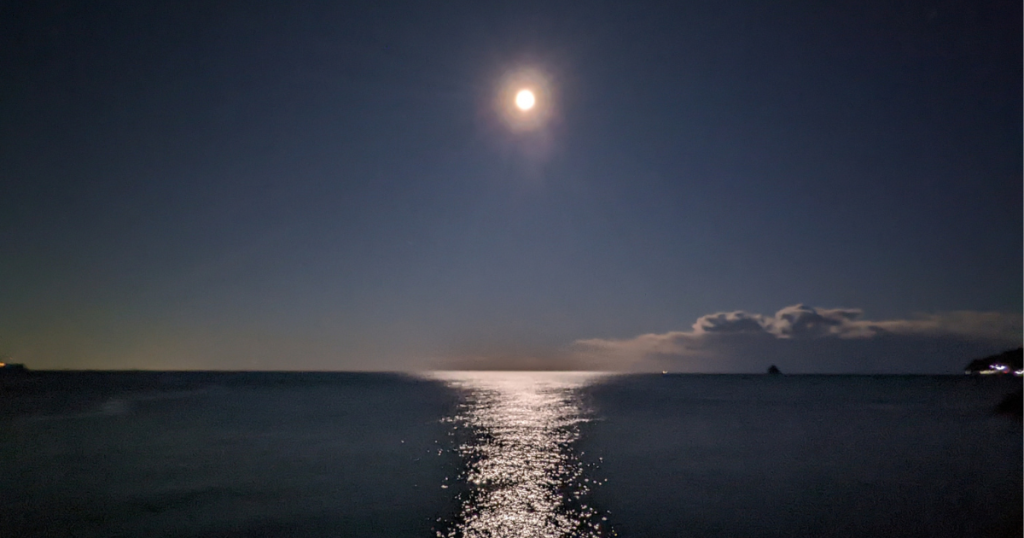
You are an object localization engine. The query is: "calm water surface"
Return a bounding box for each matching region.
[1,372,1020,537]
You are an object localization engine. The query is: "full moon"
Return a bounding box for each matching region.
[515,89,535,111]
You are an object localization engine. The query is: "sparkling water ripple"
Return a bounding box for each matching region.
[431,372,613,538]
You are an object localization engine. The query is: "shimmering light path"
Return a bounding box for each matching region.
[430,372,613,538]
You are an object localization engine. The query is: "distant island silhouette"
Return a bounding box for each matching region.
[0,362,27,375]
[767,365,782,375]
[963,347,1023,375]
[962,348,1023,420]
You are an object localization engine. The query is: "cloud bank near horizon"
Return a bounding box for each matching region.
[571,305,1022,373]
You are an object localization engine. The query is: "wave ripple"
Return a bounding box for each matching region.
[432,372,612,538]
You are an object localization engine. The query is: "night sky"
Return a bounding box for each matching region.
[2,0,1021,372]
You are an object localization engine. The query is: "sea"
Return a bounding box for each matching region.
[1,371,1020,538]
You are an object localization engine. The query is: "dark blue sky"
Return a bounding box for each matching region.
[2,0,1020,371]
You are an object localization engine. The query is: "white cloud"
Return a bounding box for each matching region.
[572,305,1022,373]
[768,304,864,338]
[692,311,770,335]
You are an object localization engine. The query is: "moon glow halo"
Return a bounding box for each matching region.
[495,68,553,132]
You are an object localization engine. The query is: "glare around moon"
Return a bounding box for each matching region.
[515,89,535,111]
[496,69,550,132]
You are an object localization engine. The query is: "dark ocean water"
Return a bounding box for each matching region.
[1,372,1020,537]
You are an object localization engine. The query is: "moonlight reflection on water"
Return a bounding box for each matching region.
[431,372,613,538]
